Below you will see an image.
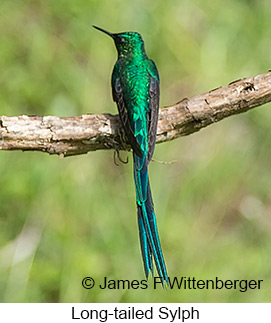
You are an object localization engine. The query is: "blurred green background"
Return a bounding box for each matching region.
[0,0,270,302]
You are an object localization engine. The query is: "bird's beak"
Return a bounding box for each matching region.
[93,25,114,38]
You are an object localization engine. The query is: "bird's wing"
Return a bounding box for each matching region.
[147,59,160,163]
[112,64,143,158]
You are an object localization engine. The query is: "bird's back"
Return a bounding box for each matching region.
[112,56,154,159]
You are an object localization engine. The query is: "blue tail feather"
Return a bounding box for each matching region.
[137,215,153,277]
[134,153,168,285]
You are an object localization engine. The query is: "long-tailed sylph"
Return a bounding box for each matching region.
[93,26,168,284]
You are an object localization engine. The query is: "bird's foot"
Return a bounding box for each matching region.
[114,149,129,166]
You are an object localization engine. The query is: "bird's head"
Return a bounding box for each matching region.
[93,26,146,57]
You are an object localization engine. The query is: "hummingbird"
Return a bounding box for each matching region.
[93,26,168,284]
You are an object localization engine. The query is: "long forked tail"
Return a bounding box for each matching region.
[133,154,168,285]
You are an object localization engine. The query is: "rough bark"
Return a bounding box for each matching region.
[0,71,271,157]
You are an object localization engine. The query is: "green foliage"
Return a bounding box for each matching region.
[0,0,270,302]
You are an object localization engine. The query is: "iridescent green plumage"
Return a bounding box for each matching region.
[93,26,168,284]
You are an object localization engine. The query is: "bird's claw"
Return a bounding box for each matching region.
[114,149,129,166]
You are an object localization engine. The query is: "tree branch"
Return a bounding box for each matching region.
[1,71,271,157]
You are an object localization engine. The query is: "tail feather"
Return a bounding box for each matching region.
[137,214,153,277]
[134,154,168,285]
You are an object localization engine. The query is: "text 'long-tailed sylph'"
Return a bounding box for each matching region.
[93,26,168,285]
